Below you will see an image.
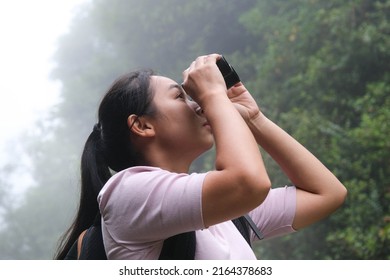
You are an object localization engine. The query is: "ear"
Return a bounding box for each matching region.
[127,114,155,137]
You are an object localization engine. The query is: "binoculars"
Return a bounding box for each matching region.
[182,55,240,89]
[216,55,241,89]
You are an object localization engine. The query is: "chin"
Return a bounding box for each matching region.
[202,142,215,156]
[203,138,214,150]
[193,142,214,160]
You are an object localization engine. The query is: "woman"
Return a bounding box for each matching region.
[55,54,347,259]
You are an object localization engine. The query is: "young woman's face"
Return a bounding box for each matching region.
[149,75,214,158]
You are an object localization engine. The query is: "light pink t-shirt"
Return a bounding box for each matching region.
[98,166,296,259]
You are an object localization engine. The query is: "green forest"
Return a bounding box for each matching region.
[0,0,389,259]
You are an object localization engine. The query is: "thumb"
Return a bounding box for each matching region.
[227,82,246,98]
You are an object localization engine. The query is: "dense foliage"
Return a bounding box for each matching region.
[0,0,388,259]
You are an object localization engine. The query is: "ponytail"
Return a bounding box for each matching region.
[80,123,111,219]
[54,125,111,259]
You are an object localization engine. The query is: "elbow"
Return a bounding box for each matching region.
[239,169,271,206]
[336,184,348,207]
[255,178,271,205]
[328,183,348,212]
[258,176,272,198]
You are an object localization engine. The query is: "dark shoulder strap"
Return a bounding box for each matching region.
[159,231,196,260]
[232,214,264,246]
[243,214,264,240]
[78,214,107,260]
[232,216,251,245]
[64,240,78,260]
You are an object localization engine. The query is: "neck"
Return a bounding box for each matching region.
[142,145,195,174]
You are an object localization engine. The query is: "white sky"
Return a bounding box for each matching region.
[0,0,87,165]
[0,0,88,196]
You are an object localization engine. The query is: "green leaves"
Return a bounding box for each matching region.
[242,0,390,259]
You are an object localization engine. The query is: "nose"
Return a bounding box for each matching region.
[195,106,204,116]
[191,101,203,116]
[189,100,204,116]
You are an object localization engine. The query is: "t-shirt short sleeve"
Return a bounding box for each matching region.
[98,166,206,244]
[249,186,296,241]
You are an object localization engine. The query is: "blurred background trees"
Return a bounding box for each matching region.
[0,0,388,259]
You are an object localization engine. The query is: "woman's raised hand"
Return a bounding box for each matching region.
[182,54,227,106]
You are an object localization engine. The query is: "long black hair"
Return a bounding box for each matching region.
[55,70,156,259]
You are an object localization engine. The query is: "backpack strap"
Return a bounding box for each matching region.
[158,231,196,260]
[78,214,107,260]
[64,240,78,260]
[243,214,264,240]
[232,216,251,245]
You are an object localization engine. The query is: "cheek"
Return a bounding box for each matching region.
[155,103,199,136]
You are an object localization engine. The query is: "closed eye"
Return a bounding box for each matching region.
[170,83,189,101]
[175,86,188,100]
[176,90,186,99]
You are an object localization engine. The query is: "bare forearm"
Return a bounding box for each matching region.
[203,95,266,176]
[228,82,346,228]
[248,114,344,195]
[248,114,347,229]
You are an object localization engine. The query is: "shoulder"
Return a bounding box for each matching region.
[97,166,161,205]
[105,166,206,188]
[98,166,207,213]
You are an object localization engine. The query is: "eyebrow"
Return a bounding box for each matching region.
[169,84,182,91]
[168,83,186,95]
[168,83,190,99]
